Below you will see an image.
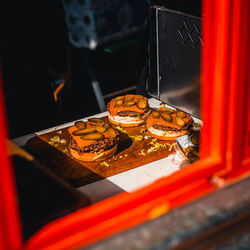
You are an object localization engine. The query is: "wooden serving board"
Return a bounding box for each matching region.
[26,116,176,187]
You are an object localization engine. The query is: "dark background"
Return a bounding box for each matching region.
[0,0,201,138]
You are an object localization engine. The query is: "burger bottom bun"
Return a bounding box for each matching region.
[69,144,117,162]
[108,114,144,127]
[147,126,189,140]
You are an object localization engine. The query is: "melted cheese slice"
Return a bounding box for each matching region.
[68,123,114,149]
[147,110,192,130]
[108,94,148,116]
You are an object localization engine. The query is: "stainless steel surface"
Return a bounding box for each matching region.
[148,7,202,118]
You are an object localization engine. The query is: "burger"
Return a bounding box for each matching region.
[107,94,149,127]
[146,107,194,140]
[68,118,119,162]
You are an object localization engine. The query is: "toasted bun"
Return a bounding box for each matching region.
[69,144,117,162]
[108,113,144,127]
[147,126,189,140]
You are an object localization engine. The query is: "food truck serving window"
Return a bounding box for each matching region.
[0,0,250,249]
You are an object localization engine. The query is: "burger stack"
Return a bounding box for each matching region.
[68,94,194,162]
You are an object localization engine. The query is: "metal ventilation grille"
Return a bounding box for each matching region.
[147,7,202,118]
[178,20,203,48]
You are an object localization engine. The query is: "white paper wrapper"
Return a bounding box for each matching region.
[169,143,190,168]
[175,125,201,165]
[176,135,196,149]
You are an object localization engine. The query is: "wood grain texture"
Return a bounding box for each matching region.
[26,116,175,187]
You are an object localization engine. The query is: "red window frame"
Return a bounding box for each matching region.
[0,0,249,249]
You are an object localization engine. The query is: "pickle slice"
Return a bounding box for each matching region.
[74,121,86,129]
[160,107,174,113]
[134,95,143,99]
[190,146,199,157]
[160,112,172,122]
[80,132,104,140]
[151,111,160,118]
[137,98,147,109]
[115,99,124,107]
[125,101,136,107]
[191,132,200,145]
[176,117,185,127]
[72,127,96,135]
[95,126,107,133]
[115,96,125,101]
[88,118,105,125]
[125,96,133,102]
[176,111,186,118]
[107,127,117,138]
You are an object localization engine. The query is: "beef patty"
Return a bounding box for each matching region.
[117,105,150,117]
[117,110,140,117]
[69,135,119,153]
[152,119,193,132]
